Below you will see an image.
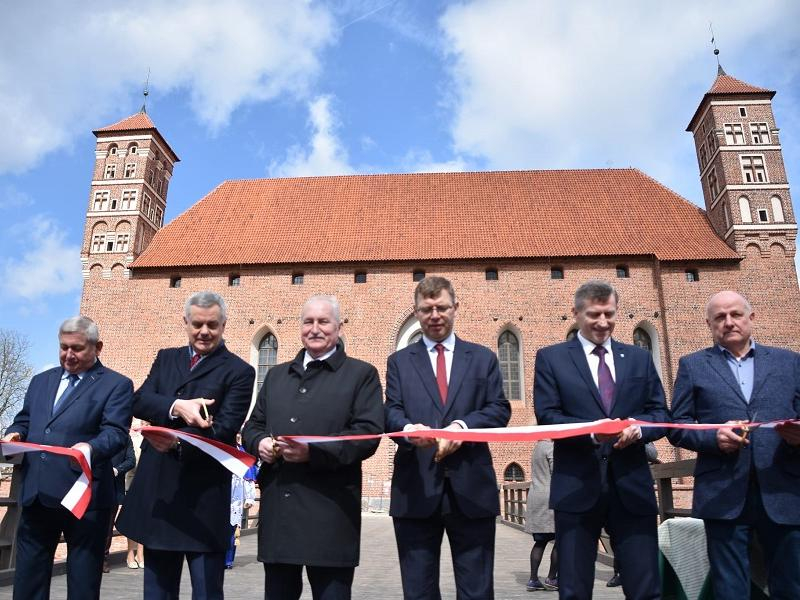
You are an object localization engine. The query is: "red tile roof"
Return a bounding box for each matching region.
[131,169,737,269]
[687,72,775,131]
[93,112,179,162]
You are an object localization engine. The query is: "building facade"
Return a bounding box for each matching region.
[80,69,799,506]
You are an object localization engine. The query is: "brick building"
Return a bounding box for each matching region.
[80,68,798,506]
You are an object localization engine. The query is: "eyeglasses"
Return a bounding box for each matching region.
[415,305,453,316]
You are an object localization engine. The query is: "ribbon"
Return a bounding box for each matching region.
[139,426,256,478]
[0,441,92,519]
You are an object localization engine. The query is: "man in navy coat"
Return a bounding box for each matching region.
[116,291,255,600]
[534,280,668,600]
[385,276,511,600]
[3,316,133,600]
[669,291,800,599]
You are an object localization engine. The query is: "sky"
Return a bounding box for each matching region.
[1,0,799,372]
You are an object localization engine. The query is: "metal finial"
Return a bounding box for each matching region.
[140,69,150,114]
[709,23,725,75]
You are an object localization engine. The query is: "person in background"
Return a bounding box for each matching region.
[226,433,257,569]
[524,439,558,592]
[103,435,135,573]
[125,418,146,569]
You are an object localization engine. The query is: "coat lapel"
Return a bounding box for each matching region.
[443,337,472,418]
[567,337,604,412]
[409,340,443,412]
[184,344,228,383]
[705,347,747,404]
[750,344,771,400]
[609,339,627,415]
[50,362,103,420]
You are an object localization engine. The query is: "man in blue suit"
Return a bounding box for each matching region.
[116,291,255,600]
[534,280,668,600]
[3,316,133,600]
[669,290,800,599]
[385,276,511,600]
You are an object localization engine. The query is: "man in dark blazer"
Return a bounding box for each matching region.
[385,276,511,600]
[243,294,383,600]
[103,435,135,572]
[669,291,800,599]
[116,291,254,600]
[3,316,133,600]
[534,280,668,600]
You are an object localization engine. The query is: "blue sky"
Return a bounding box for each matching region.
[1,0,799,372]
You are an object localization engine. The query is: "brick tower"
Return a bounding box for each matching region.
[81,110,179,280]
[686,65,796,259]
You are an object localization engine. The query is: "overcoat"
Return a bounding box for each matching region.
[116,343,255,552]
[242,344,384,567]
[524,440,554,535]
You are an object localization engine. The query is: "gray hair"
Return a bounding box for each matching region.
[59,316,100,345]
[185,291,228,322]
[705,291,753,319]
[574,280,619,311]
[301,295,341,322]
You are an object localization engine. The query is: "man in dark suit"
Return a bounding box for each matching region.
[116,291,255,600]
[103,435,135,572]
[3,316,133,600]
[669,290,800,599]
[385,276,511,600]
[534,280,668,600]
[242,294,384,600]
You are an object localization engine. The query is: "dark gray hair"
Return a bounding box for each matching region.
[301,295,341,322]
[574,280,619,311]
[185,291,228,322]
[59,316,100,345]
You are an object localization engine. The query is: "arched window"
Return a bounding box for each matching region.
[503,462,525,482]
[771,196,785,222]
[395,314,422,351]
[633,327,652,351]
[498,331,521,401]
[739,196,752,223]
[566,327,578,341]
[407,331,423,346]
[257,333,278,389]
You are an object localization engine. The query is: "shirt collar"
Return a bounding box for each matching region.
[303,346,338,368]
[577,331,612,356]
[718,340,756,361]
[422,332,455,353]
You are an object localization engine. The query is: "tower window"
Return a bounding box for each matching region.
[412,269,425,282]
[740,155,767,183]
[723,123,745,145]
[706,130,717,153]
[750,123,770,144]
[616,265,629,278]
[169,276,182,288]
[771,196,785,222]
[229,274,241,287]
[550,266,564,280]
[354,271,367,284]
[739,106,747,117]
[115,234,129,253]
[685,269,700,283]
[121,190,137,210]
[738,196,752,223]
[104,164,116,179]
[129,144,138,155]
[485,268,499,281]
[707,168,719,198]
[124,163,136,178]
[91,234,105,253]
[105,235,116,252]
[292,273,304,285]
[698,144,708,168]
[758,209,769,223]
[108,144,118,156]
[93,191,109,211]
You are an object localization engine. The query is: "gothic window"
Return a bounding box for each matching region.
[104,164,116,179]
[257,333,278,389]
[633,327,652,351]
[739,196,752,223]
[771,196,785,222]
[93,191,109,211]
[741,155,767,183]
[503,463,524,482]
[750,123,770,144]
[550,266,564,280]
[115,234,129,253]
[124,163,136,178]
[707,169,719,198]
[498,331,521,401]
[723,123,745,145]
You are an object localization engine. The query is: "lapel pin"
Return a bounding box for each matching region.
[619,353,624,358]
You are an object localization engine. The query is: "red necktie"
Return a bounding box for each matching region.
[592,345,615,413]
[435,343,448,404]
[189,354,201,370]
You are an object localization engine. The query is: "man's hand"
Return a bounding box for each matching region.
[257,436,281,464]
[68,442,93,468]
[717,420,749,453]
[172,398,215,428]
[275,437,310,463]
[405,423,437,448]
[434,423,464,463]
[113,468,119,476]
[594,418,623,444]
[2,432,21,442]
[147,431,179,453]
[613,425,642,449]
[776,421,800,446]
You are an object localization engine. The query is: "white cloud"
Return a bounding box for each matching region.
[439,0,800,200]
[0,185,34,210]
[401,149,471,174]
[2,217,82,300]
[268,95,355,177]
[0,0,336,173]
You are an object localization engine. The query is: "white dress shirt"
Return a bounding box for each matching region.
[576,331,616,386]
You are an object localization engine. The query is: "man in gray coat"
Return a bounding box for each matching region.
[242,295,384,600]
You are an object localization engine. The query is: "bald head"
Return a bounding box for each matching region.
[705,291,755,356]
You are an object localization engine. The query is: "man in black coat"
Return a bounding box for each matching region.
[242,294,384,600]
[116,291,255,600]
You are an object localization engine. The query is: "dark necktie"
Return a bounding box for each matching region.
[189,354,201,370]
[592,345,615,413]
[54,373,79,412]
[435,343,448,404]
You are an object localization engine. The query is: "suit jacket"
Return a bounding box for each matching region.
[242,344,384,567]
[116,343,255,552]
[385,337,511,519]
[533,337,668,515]
[6,360,133,511]
[669,344,800,525]
[111,436,136,504]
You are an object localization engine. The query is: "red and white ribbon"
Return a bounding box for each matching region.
[0,441,92,519]
[140,426,256,478]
